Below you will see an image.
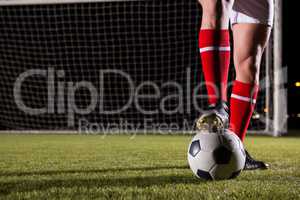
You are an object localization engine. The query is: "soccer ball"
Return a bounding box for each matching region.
[187,130,246,180]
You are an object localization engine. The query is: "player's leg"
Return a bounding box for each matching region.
[196,0,234,131]
[230,23,271,141]
[230,23,271,171]
[229,0,274,170]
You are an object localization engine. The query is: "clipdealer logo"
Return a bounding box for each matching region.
[13,68,214,127]
[13,66,287,132]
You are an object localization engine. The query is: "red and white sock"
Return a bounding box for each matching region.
[229,81,259,142]
[199,29,231,105]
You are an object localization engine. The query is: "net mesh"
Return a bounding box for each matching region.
[0,0,271,132]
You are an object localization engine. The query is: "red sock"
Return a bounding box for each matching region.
[229,81,259,141]
[199,29,231,105]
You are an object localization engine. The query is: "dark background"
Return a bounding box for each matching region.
[285,1,297,129]
[0,0,293,131]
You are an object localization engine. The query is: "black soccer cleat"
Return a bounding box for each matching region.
[196,102,229,132]
[244,150,269,170]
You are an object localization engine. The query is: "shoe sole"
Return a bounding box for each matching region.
[244,163,270,170]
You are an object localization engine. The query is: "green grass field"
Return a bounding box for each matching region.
[0,134,299,200]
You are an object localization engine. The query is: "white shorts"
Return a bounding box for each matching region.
[230,0,274,27]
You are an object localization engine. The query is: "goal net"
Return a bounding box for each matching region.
[0,0,284,134]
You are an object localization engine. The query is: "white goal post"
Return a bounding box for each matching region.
[0,0,286,135]
[273,0,287,136]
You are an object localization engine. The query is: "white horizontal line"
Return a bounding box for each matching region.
[0,0,139,6]
[231,94,256,104]
[199,46,231,53]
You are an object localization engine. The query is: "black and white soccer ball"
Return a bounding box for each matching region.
[187,130,246,180]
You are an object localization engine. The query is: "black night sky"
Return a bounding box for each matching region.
[0,1,295,131]
[286,1,298,129]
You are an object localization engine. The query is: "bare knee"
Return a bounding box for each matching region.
[234,47,264,84]
[198,0,234,29]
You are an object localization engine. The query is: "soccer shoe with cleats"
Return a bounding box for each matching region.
[196,102,229,132]
[244,150,269,170]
